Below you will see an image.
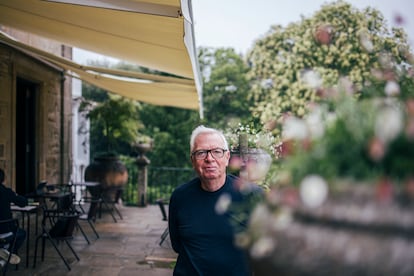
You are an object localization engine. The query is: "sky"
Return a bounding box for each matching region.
[191,0,414,55]
[74,0,414,63]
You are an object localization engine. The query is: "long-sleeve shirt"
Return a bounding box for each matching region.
[0,183,28,222]
[168,174,262,276]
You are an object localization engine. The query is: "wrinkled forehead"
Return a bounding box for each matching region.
[193,132,225,150]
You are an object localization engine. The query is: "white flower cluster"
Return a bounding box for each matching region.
[247,1,412,129]
[226,123,280,157]
[282,105,334,141]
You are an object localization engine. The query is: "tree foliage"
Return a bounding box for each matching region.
[85,94,142,157]
[247,0,413,128]
[199,47,257,129]
[138,105,200,167]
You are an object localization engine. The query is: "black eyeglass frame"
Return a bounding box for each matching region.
[191,148,228,160]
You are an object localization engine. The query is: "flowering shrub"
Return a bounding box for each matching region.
[247,0,413,129]
[238,88,414,269]
[237,78,414,268]
[245,0,414,198]
[279,94,414,186]
[236,2,414,270]
[261,49,413,213]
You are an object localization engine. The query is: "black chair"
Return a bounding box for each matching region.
[78,200,100,240]
[33,211,80,271]
[100,187,123,223]
[25,181,48,233]
[156,199,169,246]
[47,192,91,245]
[0,219,20,275]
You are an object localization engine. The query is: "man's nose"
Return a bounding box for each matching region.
[204,151,215,161]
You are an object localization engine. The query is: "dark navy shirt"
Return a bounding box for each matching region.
[0,183,28,232]
[169,174,261,276]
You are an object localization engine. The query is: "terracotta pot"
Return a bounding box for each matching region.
[247,184,414,275]
[85,155,128,196]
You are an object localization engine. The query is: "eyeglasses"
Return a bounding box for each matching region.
[191,148,228,160]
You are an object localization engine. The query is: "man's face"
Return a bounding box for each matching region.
[191,133,230,181]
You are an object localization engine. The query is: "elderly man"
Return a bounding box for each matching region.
[168,125,262,276]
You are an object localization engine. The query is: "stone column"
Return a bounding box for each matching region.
[134,143,151,207]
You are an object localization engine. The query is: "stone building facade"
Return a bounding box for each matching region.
[0,27,73,194]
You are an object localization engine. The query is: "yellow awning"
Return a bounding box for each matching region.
[0,0,203,114]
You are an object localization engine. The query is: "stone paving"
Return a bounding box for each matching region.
[6,204,177,276]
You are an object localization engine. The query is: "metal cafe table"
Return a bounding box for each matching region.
[39,183,76,210]
[11,203,41,268]
[70,182,101,213]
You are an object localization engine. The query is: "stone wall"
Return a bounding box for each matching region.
[0,41,72,190]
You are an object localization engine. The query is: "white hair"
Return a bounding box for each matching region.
[190,125,229,152]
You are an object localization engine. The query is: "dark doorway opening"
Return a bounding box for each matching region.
[16,77,38,195]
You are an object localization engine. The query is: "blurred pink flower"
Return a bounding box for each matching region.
[229,155,243,171]
[405,118,414,139]
[314,24,333,45]
[375,177,393,203]
[394,13,404,25]
[368,137,386,162]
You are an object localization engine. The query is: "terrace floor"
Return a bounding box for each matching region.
[5,204,177,276]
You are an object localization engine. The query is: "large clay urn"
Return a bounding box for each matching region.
[85,154,128,197]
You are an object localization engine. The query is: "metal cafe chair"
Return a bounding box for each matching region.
[82,184,124,223]
[25,181,48,233]
[94,186,123,223]
[156,199,169,246]
[0,218,20,275]
[33,211,80,271]
[43,187,91,245]
[78,200,100,240]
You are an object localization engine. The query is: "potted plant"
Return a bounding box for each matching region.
[81,96,142,196]
[225,123,280,186]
